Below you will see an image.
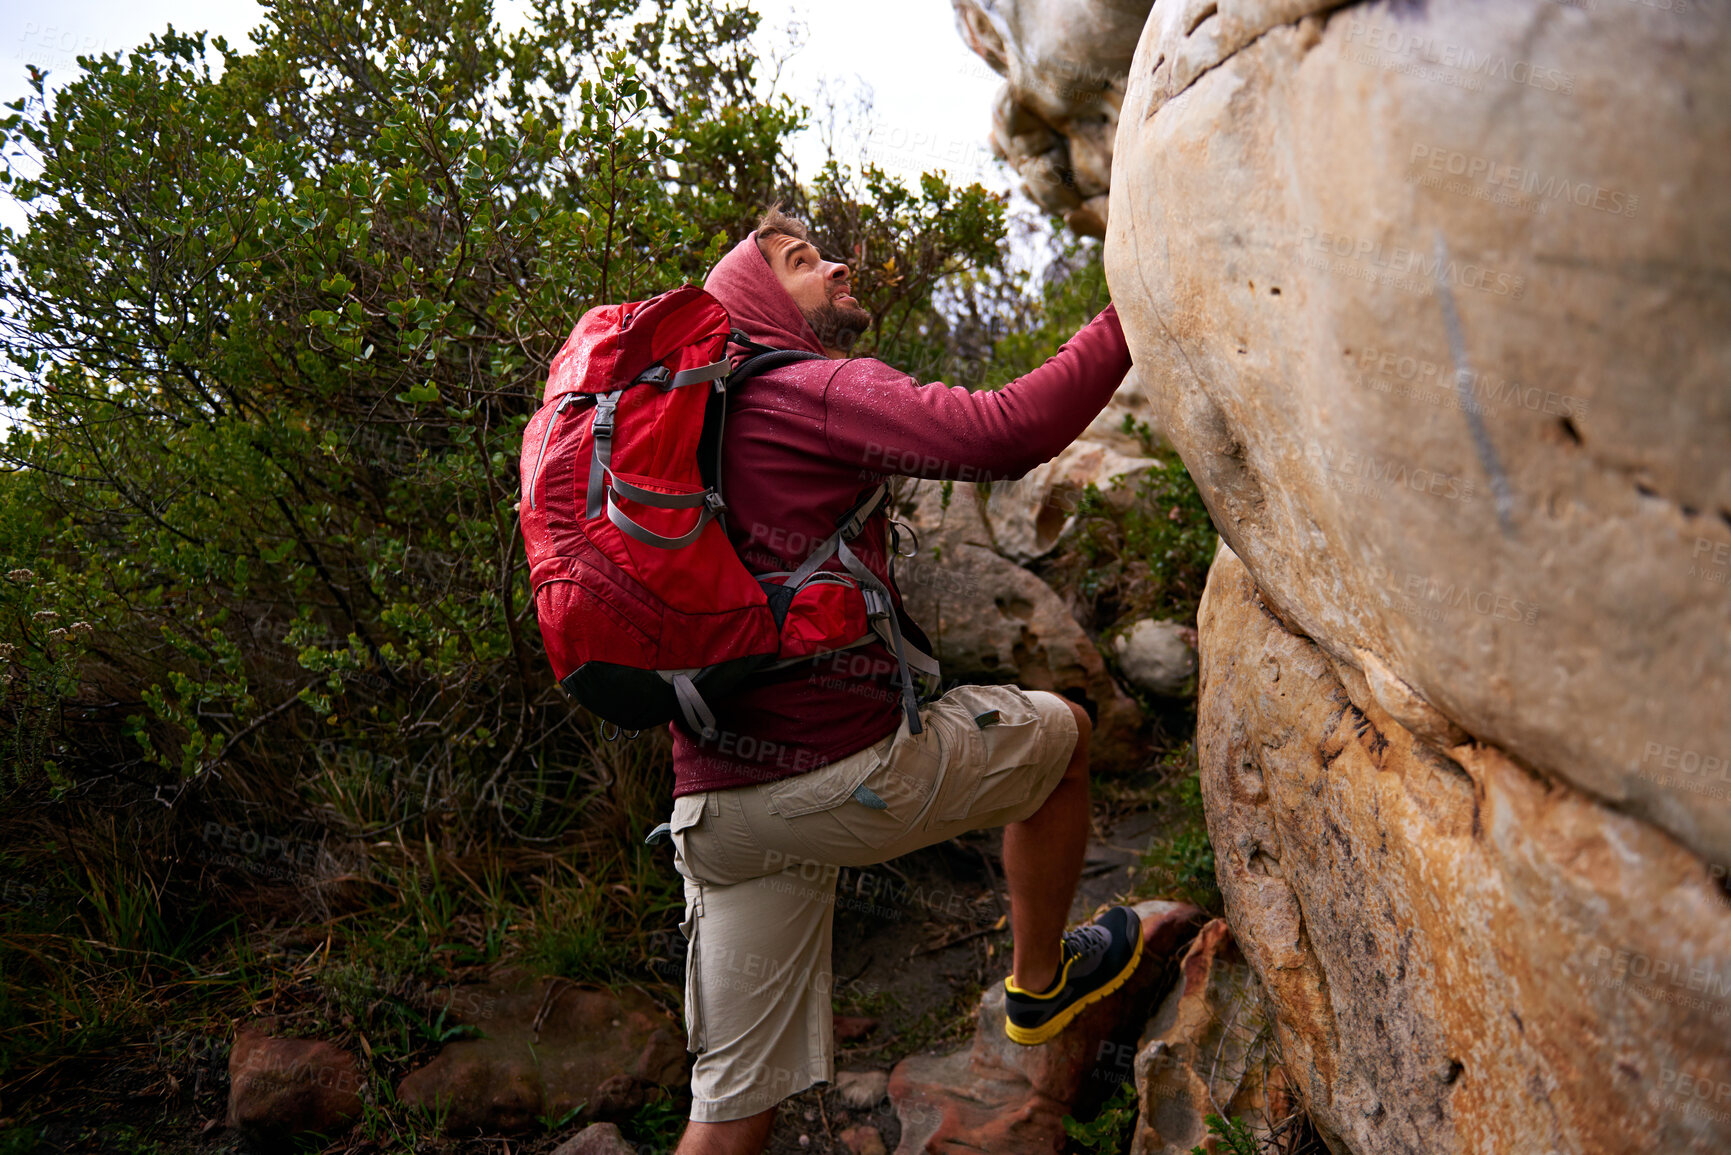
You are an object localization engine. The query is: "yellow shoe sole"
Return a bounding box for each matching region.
[1003,926,1145,1046]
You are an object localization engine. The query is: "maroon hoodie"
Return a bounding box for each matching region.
[673,236,1131,796]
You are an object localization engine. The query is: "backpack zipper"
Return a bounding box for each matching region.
[526,392,582,511]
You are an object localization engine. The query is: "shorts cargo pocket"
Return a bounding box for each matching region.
[765,734,893,819]
[679,874,706,1054]
[936,695,1046,823]
[669,797,709,1055]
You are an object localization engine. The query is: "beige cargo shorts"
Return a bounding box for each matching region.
[668,683,1080,1122]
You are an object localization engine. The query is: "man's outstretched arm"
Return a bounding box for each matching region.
[822,305,1133,482]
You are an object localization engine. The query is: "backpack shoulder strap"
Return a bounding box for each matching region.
[726,329,828,388]
[702,336,830,509]
[730,348,828,387]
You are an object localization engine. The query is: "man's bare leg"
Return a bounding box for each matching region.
[675,1108,776,1155]
[1002,699,1092,994]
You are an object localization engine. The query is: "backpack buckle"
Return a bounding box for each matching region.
[593,392,622,438]
[861,588,892,620]
[704,491,728,515]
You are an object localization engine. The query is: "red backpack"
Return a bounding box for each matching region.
[519,284,936,740]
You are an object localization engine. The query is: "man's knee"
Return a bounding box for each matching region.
[1064,698,1091,769]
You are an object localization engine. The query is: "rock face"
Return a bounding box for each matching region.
[889,900,1205,1154]
[397,978,686,1134]
[951,0,1156,235]
[1197,546,1731,1154]
[1131,919,1291,1155]
[227,1027,364,1148]
[1104,0,1731,866]
[952,0,1731,1151]
[897,476,1143,768]
[1111,618,1196,697]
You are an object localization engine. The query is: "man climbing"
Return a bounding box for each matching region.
[669,207,1142,1155]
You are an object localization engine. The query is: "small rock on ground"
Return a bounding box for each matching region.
[839,1123,889,1155]
[227,1026,363,1149]
[1112,619,1197,697]
[834,1069,890,1109]
[396,977,686,1133]
[552,1122,637,1155]
[833,1014,879,1044]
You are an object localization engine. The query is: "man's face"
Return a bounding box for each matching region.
[760,233,873,355]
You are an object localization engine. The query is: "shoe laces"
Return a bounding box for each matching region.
[1060,922,1112,964]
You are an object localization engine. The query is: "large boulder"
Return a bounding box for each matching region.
[396,978,686,1134]
[896,477,1144,768]
[888,900,1205,1154]
[227,1026,364,1149]
[1196,546,1731,1154]
[1104,0,1731,865]
[951,0,1156,234]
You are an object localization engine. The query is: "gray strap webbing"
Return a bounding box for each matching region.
[869,617,940,678]
[606,494,718,550]
[635,358,730,390]
[783,484,889,591]
[671,359,730,389]
[527,393,582,511]
[585,390,623,520]
[610,476,711,509]
[672,673,719,741]
[837,537,926,735]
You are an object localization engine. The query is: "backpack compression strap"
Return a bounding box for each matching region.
[773,483,940,736]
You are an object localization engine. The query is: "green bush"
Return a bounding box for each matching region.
[1038,453,1218,635]
[1125,745,1222,915]
[0,0,1007,824]
[1062,1078,1139,1154]
[0,0,1020,1123]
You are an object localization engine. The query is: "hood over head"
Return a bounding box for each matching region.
[703,236,828,358]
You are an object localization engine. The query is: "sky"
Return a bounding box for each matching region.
[0,0,1018,232]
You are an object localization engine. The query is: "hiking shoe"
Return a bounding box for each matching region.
[1003,906,1143,1045]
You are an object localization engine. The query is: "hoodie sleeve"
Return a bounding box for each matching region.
[821,305,1133,482]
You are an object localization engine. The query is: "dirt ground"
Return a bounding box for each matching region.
[2,798,1174,1155]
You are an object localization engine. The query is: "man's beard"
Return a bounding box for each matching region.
[803,299,873,352]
